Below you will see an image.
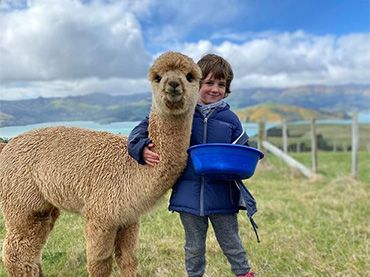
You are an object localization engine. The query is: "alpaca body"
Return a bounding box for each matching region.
[0,51,201,276]
[0,114,191,226]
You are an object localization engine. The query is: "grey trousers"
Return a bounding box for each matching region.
[179,212,250,277]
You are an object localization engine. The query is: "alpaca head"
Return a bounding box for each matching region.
[149,51,202,116]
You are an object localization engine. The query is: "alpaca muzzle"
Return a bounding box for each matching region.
[165,81,183,102]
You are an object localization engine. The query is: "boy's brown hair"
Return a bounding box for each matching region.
[197,53,234,97]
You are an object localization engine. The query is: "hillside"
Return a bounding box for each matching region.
[0,112,15,125]
[228,84,370,112]
[0,84,369,127]
[236,103,346,122]
[0,93,151,127]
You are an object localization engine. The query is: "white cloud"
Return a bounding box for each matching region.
[0,77,150,100]
[136,0,246,50]
[178,31,370,89]
[0,0,151,83]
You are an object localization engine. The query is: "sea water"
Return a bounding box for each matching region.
[0,121,260,139]
[1,113,369,140]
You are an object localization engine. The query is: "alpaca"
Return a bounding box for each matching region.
[0,142,6,152]
[0,51,202,277]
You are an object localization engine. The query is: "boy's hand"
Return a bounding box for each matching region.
[143,143,160,166]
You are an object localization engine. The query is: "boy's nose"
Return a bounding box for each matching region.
[210,85,220,93]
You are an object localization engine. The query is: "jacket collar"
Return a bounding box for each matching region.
[195,101,229,118]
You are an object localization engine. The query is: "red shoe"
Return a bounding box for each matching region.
[236,271,255,277]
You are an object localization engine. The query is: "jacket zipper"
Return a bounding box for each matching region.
[200,109,216,216]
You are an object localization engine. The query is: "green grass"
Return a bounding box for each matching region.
[1,152,369,276]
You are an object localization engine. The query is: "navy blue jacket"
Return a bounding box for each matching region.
[128,103,258,214]
[169,104,246,216]
[128,104,260,241]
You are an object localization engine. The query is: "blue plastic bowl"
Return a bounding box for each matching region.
[188,143,264,180]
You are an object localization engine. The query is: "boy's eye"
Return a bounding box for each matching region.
[186,73,193,82]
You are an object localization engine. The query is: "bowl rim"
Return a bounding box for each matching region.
[188,143,264,159]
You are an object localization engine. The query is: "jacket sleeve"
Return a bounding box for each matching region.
[128,116,151,165]
[232,118,249,146]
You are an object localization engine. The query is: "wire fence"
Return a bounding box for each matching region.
[257,113,369,178]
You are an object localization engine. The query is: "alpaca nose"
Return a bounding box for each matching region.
[167,80,181,98]
[169,81,179,89]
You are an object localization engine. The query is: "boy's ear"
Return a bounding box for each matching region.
[223,92,230,98]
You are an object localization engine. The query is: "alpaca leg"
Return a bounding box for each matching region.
[114,223,139,277]
[85,222,117,277]
[2,208,59,277]
[49,207,61,230]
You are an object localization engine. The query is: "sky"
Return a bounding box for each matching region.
[0,0,369,100]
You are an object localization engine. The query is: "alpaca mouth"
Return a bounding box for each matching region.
[164,96,185,110]
[165,88,183,103]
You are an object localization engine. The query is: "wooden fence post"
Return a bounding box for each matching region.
[351,112,359,178]
[258,121,266,152]
[311,118,318,174]
[282,119,288,153]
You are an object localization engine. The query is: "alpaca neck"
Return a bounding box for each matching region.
[146,109,193,194]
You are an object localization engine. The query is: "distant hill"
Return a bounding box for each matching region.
[0,93,151,127]
[0,84,369,127]
[0,112,15,124]
[236,103,347,122]
[227,84,370,112]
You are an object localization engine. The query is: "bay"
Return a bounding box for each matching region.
[0,121,140,139]
[1,112,369,139]
[0,121,259,139]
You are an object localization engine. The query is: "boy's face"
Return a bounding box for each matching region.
[198,73,226,104]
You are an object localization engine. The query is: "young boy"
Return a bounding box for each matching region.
[128,54,255,277]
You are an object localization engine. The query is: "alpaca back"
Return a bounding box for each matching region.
[0,142,6,152]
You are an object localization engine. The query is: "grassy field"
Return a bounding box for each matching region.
[0,151,369,276]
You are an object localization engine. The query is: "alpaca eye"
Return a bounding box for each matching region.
[186,73,193,82]
[155,75,162,83]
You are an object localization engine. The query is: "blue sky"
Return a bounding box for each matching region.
[0,0,369,100]
[140,0,370,50]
